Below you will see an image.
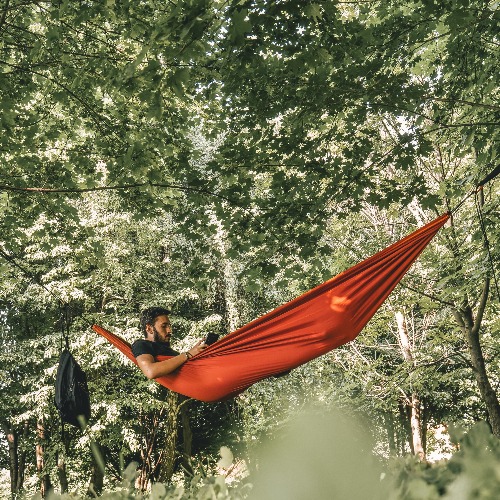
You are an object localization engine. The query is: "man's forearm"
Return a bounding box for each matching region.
[137,353,189,379]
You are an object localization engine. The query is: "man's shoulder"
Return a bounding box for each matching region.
[131,339,154,358]
[131,339,179,358]
[131,339,149,348]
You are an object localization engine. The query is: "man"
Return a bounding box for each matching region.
[131,307,206,379]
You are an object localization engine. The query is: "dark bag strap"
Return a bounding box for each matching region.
[59,303,70,351]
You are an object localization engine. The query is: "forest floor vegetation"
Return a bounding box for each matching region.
[18,411,500,500]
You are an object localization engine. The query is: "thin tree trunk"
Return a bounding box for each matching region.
[398,402,413,454]
[137,455,149,492]
[383,412,396,455]
[410,393,425,460]
[36,419,52,498]
[395,311,425,460]
[137,410,154,491]
[452,287,500,437]
[393,409,403,455]
[421,398,428,456]
[16,421,28,493]
[158,390,180,484]
[179,398,194,476]
[137,410,157,491]
[449,189,500,436]
[86,442,104,497]
[209,210,240,331]
[2,420,29,496]
[2,421,18,496]
[57,451,69,494]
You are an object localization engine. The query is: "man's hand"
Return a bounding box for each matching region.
[186,340,206,358]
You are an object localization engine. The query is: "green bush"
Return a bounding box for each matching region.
[39,460,250,500]
[389,422,500,500]
[32,418,500,500]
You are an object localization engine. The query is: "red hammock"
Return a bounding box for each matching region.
[93,213,449,402]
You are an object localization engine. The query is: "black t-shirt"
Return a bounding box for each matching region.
[131,339,179,359]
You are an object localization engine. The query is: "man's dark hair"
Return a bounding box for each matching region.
[140,307,171,338]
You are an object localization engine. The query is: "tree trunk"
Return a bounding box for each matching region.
[452,292,500,437]
[2,421,19,496]
[158,390,180,484]
[179,398,194,476]
[137,454,149,492]
[2,420,29,496]
[86,442,104,497]
[449,190,500,437]
[137,410,156,492]
[137,408,167,490]
[421,399,428,457]
[57,451,69,494]
[395,311,425,460]
[16,421,28,493]
[383,412,396,455]
[209,210,240,331]
[398,402,413,454]
[409,393,425,460]
[36,419,52,498]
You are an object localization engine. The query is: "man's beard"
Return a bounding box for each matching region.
[153,326,169,344]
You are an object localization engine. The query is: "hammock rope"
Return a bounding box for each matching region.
[93,213,450,402]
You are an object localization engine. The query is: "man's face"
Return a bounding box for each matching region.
[150,314,172,344]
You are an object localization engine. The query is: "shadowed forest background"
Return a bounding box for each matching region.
[0,0,499,498]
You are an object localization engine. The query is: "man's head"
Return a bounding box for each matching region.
[140,307,172,342]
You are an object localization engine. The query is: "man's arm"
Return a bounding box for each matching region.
[136,341,205,379]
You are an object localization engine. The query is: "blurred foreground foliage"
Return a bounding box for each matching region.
[389,422,500,500]
[34,415,500,500]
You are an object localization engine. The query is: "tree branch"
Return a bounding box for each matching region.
[425,122,499,133]
[472,276,490,337]
[0,0,10,32]
[423,96,500,111]
[400,282,456,308]
[409,351,473,371]
[0,181,245,207]
[451,306,466,329]
[0,59,115,136]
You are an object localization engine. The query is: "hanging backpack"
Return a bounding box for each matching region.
[54,348,91,428]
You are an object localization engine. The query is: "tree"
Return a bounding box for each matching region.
[1,0,499,494]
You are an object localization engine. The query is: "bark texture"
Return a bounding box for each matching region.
[158,390,180,483]
[86,441,105,497]
[36,420,52,498]
[452,284,500,438]
[449,190,500,436]
[57,451,69,494]
[1,420,28,496]
[395,310,425,460]
[179,398,194,475]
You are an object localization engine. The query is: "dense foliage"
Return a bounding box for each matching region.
[19,416,500,500]
[1,0,499,497]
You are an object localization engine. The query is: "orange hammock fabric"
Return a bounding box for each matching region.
[93,213,449,402]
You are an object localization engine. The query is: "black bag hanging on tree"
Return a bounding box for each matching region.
[54,307,91,428]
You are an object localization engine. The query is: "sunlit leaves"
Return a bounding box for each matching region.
[1,2,499,493]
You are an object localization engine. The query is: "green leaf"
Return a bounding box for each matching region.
[230,9,252,42]
[304,3,322,22]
